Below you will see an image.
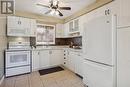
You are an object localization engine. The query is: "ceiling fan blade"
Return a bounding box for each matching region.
[45,10,52,14]
[59,7,71,10]
[37,4,50,8]
[57,10,63,16]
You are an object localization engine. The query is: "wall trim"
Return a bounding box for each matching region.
[0,76,4,86]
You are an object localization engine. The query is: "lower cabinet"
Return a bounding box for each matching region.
[75,53,83,76]
[39,50,50,69]
[32,51,40,71]
[50,50,64,66]
[68,51,76,72]
[32,49,63,71]
[67,51,83,76]
[32,49,83,77]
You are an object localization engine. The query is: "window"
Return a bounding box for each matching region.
[36,24,55,45]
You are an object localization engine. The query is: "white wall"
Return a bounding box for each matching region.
[0,14,7,79]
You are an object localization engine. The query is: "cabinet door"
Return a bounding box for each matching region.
[20,17,30,36]
[7,16,20,29]
[74,19,79,32]
[50,50,63,66]
[75,53,83,76]
[69,21,73,32]
[56,24,64,38]
[7,16,23,36]
[64,23,69,37]
[68,51,75,72]
[39,50,50,69]
[30,19,36,37]
[7,16,30,36]
[32,51,40,71]
[117,27,130,87]
[117,0,130,28]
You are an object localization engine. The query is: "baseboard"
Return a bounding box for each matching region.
[0,76,4,86]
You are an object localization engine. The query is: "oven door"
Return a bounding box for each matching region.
[6,51,30,68]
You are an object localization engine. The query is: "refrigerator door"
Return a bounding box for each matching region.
[83,15,116,66]
[83,59,114,87]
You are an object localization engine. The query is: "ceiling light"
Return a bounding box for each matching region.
[50,9,55,15]
[55,11,59,15]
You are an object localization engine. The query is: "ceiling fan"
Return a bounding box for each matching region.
[37,0,71,16]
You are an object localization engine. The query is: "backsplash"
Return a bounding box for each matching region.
[8,36,82,46]
[55,36,82,46]
[30,36,82,46]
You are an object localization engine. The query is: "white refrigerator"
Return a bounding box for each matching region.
[83,15,117,87]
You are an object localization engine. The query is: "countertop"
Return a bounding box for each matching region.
[31,46,83,53]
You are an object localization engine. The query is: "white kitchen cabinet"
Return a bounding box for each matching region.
[63,22,69,37]
[30,19,36,37]
[63,50,83,75]
[39,50,50,69]
[7,16,36,37]
[7,16,20,30]
[32,49,63,71]
[117,27,130,87]
[7,16,28,36]
[68,51,76,72]
[56,24,64,38]
[50,50,63,66]
[75,53,83,76]
[32,51,40,71]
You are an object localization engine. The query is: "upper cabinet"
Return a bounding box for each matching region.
[56,24,64,38]
[30,19,37,37]
[7,16,36,37]
[69,19,80,35]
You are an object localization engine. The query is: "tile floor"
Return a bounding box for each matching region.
[0,69,85,87]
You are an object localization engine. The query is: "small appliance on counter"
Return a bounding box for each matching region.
[5,42,31,77]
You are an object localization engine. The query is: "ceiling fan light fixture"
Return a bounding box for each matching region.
[37,0,71,17]
[55,11,59,15]
[50,9,55,15]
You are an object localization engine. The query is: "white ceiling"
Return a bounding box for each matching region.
[15,0,96,19]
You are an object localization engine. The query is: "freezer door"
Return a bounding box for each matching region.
[83,59,114,87]
[83,15,116,65]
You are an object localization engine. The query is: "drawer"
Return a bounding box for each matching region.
[6,66,30,77]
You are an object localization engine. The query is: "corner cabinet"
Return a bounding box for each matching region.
[7,16,36,37]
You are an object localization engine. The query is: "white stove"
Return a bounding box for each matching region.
[5,42,31,77]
